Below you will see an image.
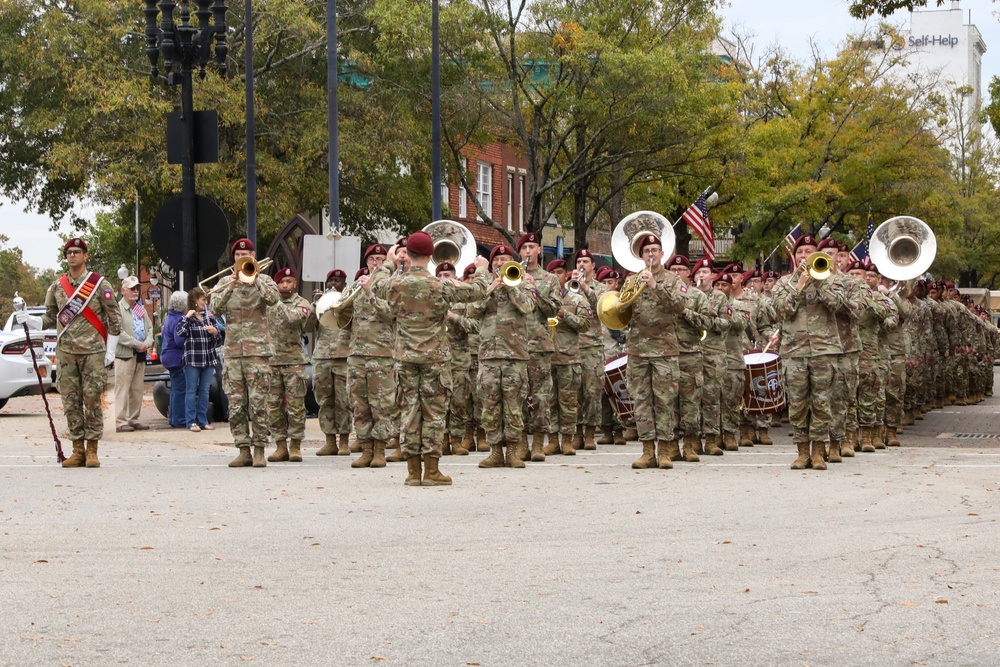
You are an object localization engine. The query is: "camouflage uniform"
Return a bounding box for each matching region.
[549,288,589,440]
[926,295,951,405]
[267,292,317,441]
[43,272,123,441]
[313,319,353,437]
[522,266,561,438]
[721,292,746,447]
[468,281,535,447]
[676,286,712,444]
[883,292,910,435]
[383,266,489,458]
[732,291,776,442]
[349,267,398,445]
[856,290,896,430]
[831,274,864,447]
[210,273,281,450]
[700,287,737,446]
[445,302,479,442]
[577,280,608,431]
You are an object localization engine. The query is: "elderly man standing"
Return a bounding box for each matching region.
[114,275,154,433]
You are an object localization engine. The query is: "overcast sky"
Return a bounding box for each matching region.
[3,0,999,271]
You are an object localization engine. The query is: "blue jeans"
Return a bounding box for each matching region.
[184,364,215,427]
[167,365,187,427]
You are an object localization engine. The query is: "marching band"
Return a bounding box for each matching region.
[34,214,1000,483]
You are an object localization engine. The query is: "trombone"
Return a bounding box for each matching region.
[201,256,273,294]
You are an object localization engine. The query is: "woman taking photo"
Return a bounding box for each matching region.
[176,287,222,432]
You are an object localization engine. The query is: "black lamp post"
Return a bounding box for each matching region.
[144,0,229,290]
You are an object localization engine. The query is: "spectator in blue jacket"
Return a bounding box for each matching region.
[176,287,222,431]
[160,291,189,428]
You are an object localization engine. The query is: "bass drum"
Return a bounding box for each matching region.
[742,350,785,415]
[603,353,634,423]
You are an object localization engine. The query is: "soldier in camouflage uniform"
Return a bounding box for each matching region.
[822,239,863,458]
[265,268,317,462]
[461,264,488,451]
[314,269,355,457]
[439,262,480,456]
[596,267,629,444]
[469,244,536,468]
[944,283,973,405]
[346,246,398,469]
[732,267,776,447]
[516,233,561,461]
[694,260,732,456]
[572,248,606,450]
[625,233,690,470]
[545,259,589,456]
[770,235,851,470]
[40,238,123,468]
[382,232,491,485]
[879,272,911,446]
[207,238,281,468]
[716,273,744,451]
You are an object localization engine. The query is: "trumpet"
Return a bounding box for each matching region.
[791,252,833,281]
[499,257,528,287]
[201,256,273,294]
[567,269,582,293]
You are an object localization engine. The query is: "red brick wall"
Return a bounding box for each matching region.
[446,142,529,244]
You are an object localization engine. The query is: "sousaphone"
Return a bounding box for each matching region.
[424,220,478,277]
[868,215,937,281]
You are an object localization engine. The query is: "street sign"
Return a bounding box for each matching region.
[302,234,361,283]
[151,195,230,272]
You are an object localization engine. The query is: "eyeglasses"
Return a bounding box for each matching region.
[65,250,84,256]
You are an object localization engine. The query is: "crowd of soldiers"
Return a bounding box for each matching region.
[32,230,1000,480]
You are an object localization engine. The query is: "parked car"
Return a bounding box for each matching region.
[0,329,53,410]
[2,307,57,381]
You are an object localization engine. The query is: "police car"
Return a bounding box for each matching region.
[2,306,57,382]
[0,325,53,410]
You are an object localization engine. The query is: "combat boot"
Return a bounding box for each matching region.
[756,428,773,445]
[228,446,252,467]
[613,429,626,445]
[874,426,887,450]
[288,439,303,462]
[459,428,474,455]
[84,440,101,468]
[828,440,842,464]
[739,424,755,447]
[385,437,406,463]
[529,436,546,462]
[886,427,901,447]
[655,440,674,469]
[405,455,422,486]
[666,439,682,462]
[934,396,944,409]
[632,440,657,469]
[505,442,526,468]
[517,434,531,462]
[370,441,387,468]
[441,433,452,456]
[704,434,725,456]
[478,445,505,468]
[597,427,614,445]
[338,434,351,456]
[268,439,289,462]
[561,433,577,456]
[622,427,638,442]
[571,426,583,450]
[810,441,827,470]
[841,436,856,458]
[722,432,739,451]
[790,442,810,470]
[682,436,700,462]
[947,393,956,405]
[62,440,85,468]
[903,410,915,426]
[316,434,338,456]
[252,446,267,468]
[422,455,452,486]
[542,433,560,456]
[582,426,598,450]
[860,426,876,453]
[351,441,374,468]
[452,433,470,456]
[350,438,363,454]
[476,428,489,452]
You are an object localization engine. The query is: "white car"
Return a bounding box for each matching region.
[3,307,57,381]
[0,329,53,410]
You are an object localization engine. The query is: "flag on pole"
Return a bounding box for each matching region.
[865,213,875,251]
[849,241,868,263]
[783,224,803,257]
[681,193,715,261]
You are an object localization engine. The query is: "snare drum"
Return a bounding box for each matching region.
[603,353,634,423]
[742,351,785,415]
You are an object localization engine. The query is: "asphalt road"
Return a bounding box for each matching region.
[1,380,998,667]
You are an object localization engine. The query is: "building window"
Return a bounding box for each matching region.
[506,172,514,231]
[458,158,467,219]
[477,162,493,221]
[518,175,525,231]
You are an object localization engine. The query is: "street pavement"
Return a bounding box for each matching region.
[1,379,999,667]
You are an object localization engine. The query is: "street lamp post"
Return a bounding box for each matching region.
[144,0,228,291]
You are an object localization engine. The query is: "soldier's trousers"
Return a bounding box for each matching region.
[677,351,703,437]
[56,351,107,441]
[447,361,472,438]
[397,362,451,458]
[349,355,396,443]
[784,355,836,443]
[700,351,724,436]
[954,353,968,398]
[524,352,553,434]
[479,359,527,445]
[722,366,744,435]
[856,357,886,427]
[313,358,351,435]
[841,352,860,438]
[467,356,482,428]
[831,353,851,441]
[267,364,308,440]
[628,355,679,442]
[885,356,906,428]
[222,356,271,448]
[577,347,603,428]
[550,363,580,435]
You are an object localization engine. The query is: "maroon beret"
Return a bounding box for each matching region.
[595,266,611,282]
[816,238,839,251]
[274,267,295,281]
[713,273,733,285]
[364,244,388,260]
[724,263,743,275]
[434,262,455,276]
[666,254,690,268]
[763,270,779,280]
[63,238,88,255]
[944,281,955,288]
[406,231,434,256]
[847,260,864,272]
[575,248,594,263]
[231,238,254,257]
[463,264,478,278]
[793,235,817,252]
[546,259,567,272]
[326,269,346,281]
[838,243,849,253]
[490,244,514,264]
[354,267,370,280]
[396,237,408,248]
[866,263,880,274]
[691,258,712,273]
[606,270,622,281]
[637,234,661,253]
[517,232,541,250]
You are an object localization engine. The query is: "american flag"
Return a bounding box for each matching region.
[783,224,803,257]
[865,213,875,251]
[681,193,715,261]
[849,241,868,263]
[131,301,146,320]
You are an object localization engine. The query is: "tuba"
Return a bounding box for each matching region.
[596,211,676,330]
[423,220,478,277]
[868,215,937,282]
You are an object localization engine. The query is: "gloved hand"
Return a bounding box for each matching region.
[14,311,30,325]
[105,335,120,367]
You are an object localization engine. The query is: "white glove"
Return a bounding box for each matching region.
[14,312,42,329]
[105,335,120,367]
[14,311,29,325]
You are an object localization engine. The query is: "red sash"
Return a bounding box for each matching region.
[59,273,108,342]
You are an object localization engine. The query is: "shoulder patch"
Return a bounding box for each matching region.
[586,307,594,317]
[727,306,733,316]
[679,284,688,293]
[104,288,114,300]
[302,307,309,314]
[743,311,751,321]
